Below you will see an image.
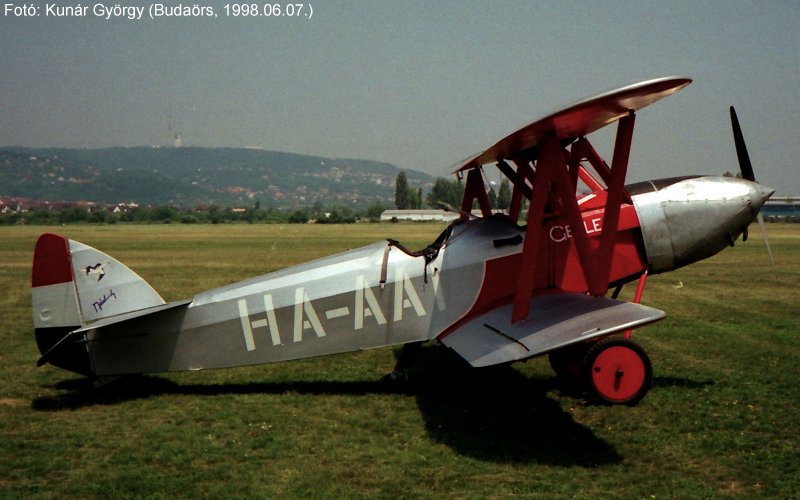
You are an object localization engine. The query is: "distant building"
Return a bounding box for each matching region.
[763,196,799,220]
[381,209,458,222]
[380,209,504,222]
[111,202,139,213]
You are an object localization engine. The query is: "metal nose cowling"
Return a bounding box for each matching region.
[633,177,763,273]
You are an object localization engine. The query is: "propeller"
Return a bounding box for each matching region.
[730,107,755,182]
[730,106,775,265]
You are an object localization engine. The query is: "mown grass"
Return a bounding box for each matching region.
[1,223,798,498]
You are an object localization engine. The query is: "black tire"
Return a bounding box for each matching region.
[548,342,593,388]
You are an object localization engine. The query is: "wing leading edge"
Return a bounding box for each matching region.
[440,293,665,368]
[454,76,692,173]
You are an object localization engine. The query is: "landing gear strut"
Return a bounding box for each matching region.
[382,341,424,383]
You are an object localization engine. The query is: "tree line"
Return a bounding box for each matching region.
[394,171,511,210]
[0,203,380,226]
[1,172,511,225]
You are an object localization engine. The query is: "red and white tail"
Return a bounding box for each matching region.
[32,233,165,374]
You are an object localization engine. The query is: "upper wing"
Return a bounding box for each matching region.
[440,292,665,368]
[454,76,691,173]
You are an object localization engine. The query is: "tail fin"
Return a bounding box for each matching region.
[32,233,165,374]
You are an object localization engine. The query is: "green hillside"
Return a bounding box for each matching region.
[0,147,434,208]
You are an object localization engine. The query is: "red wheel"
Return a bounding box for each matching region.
[584,338,652,405]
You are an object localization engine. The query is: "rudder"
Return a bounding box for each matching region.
[32,233,165,375]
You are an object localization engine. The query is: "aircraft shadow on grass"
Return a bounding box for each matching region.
[652,376,715,390]
[30,346,710,466]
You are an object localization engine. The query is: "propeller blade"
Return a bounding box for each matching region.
[730,106,774,265]
[730,106,756,182]
[756,212,775,266]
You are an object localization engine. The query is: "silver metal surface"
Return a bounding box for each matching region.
[633,176,774,273]
[440,293,665,367]
[81,216,527,375]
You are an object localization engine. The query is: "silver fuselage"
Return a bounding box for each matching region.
[85,217,524,375]
[84,175,772,376]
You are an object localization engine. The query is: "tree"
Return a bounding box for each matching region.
[395,171,409,209]
[488,186,498,209]
[151,205,177,223]
[288,208,309,223]
[318,206,355,224]
[311,201,325,219]
[58,206,89,224]
[88,209,109,224]
[425,177,464,209]
[207,204,223,224]
[407,186,420,210]
[497,178,511,209]
[364,202,385,222]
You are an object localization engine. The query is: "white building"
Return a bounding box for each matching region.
[380,209,504,222]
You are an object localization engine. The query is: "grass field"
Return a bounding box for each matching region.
[2,223,798,498]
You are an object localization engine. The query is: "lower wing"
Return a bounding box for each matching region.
[440,292,665,367]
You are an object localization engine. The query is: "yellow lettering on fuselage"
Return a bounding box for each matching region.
[393,268,426,321]
[355,275,387,329]
[238,272,429,352]
[293,288,326,342]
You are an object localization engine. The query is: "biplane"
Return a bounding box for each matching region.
[32,76,774,404]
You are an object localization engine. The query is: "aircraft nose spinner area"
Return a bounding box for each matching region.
[633,176,774,273]
[748,182,775,213]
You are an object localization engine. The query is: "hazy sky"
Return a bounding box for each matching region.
[2,1,798,194]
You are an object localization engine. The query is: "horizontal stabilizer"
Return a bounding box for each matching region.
[69,299,192,334]
[441,293,665,367]
[37,301,192,368]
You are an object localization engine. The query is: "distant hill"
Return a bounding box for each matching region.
[0,146,434,208]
